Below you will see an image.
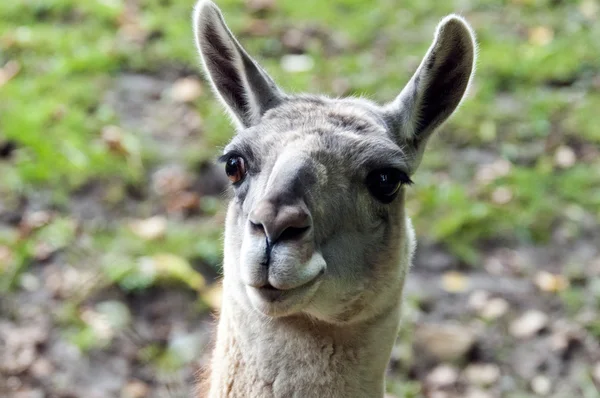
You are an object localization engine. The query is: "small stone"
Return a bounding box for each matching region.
[30,357,54,378]
[592,362,600,384]
[415,323,477,361]
[19,272,41,292]
[468,290,490,311]
[128,216,167,240]
[480,297,509,320]
[121,379,150,398]
[12,388,45,398]
[170,77,203,103]
[464,363,501,387]
[281,54,314,73]
[530,375,552,395]
[426,364,459,387]
[510,310,549,338]
[554,145,576,169]
[491,186,513,205]
[464,388,494,398]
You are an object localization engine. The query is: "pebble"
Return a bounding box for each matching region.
[415,323,477,361]
[530,375,552,395]
[426,364,459,387]
[509,310,549,338]
[281,54,314,73]
[464,363,501,386]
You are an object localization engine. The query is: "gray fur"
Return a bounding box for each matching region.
[193,1,476,396]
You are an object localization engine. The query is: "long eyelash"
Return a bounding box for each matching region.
[401,173,414,185]
[218,151,242,163]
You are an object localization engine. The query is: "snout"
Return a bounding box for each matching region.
[242,197,325,291]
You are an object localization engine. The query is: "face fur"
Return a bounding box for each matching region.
[194,1,476,324]
[222,98,413,322]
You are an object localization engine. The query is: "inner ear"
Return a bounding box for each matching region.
[193,0,285,128]
[383,15,476,168]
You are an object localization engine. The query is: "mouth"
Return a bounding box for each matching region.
[246,274,323,316]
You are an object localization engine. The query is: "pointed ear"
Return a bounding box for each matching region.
[383,15,476,170]
[193,1,285,128]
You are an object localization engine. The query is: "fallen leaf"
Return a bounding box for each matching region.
[203,283,223,310]
[152,165,191,196]
[0,245,13,271]
[245,0,276,13]
[0,60,20,87]
[102,125,129,156]
[534,271,569,293]
[166,191,201,214]
[441,271,469,293]
[529,26,554,46]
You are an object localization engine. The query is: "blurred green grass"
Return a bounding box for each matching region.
[1,0,600,394]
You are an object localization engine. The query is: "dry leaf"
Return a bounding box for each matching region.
[0,60,20,87]
[441,271,469,293]
[102,125,129,156]
[203,283,223,310]
[166,191,201,214]
[534,271,569,292]
[0,245,13,271]
[529,26,554,46]
[152,165,191,196]
[245,0,276,12]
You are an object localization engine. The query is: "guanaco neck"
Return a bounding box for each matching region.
[205,282,402,398]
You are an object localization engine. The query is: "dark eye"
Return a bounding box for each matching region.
[366,168,412,203]
[225,156,247,184]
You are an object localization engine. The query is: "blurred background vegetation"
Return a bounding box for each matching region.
[1,0,599,397]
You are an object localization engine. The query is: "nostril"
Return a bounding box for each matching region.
[278,226,310,242]
[250,221,264,234]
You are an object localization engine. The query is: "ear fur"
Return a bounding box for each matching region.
[383,15,477,170]
[193,0,285,128]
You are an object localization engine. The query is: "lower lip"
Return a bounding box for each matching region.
[256,285,286,302]
[251,276,321,303]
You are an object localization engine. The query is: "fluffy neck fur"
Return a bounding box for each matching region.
[205,284,403,398]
